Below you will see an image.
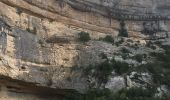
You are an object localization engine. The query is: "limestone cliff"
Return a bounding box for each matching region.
[0,0,170,99]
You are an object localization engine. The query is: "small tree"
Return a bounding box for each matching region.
[78,31,91,42]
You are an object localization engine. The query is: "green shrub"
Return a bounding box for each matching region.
[138,62,170,87]
[84,60,114,87]
[121,47,131,54]
[149,47,170,69]
[146,41,157,50]
[84,58,130,87]
[16,8,22,15]
[99,35,114,43]
[99,53,108,60]
[111,59,130,75]
[129,43,139,50]
[113,87,155,100]
[165,94,170,100]
[78,31,91,42]
[66,92,84,100]
[121,53,129,60]
[115,38,124,46]
[132,54,144,63]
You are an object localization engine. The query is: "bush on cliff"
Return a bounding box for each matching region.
[99,35,114,44]
[78,31,91,42]
[111,59,130,75]
[83,60,114,88]
[83,58,130,89]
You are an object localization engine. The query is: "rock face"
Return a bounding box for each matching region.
[0,0,170,99]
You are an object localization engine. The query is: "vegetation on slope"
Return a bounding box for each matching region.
[68,45,170,100]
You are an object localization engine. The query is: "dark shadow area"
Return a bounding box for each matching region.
[0,19,10,54]
[0,75,77,100]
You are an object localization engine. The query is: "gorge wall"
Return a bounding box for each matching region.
[0,0,170,99]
